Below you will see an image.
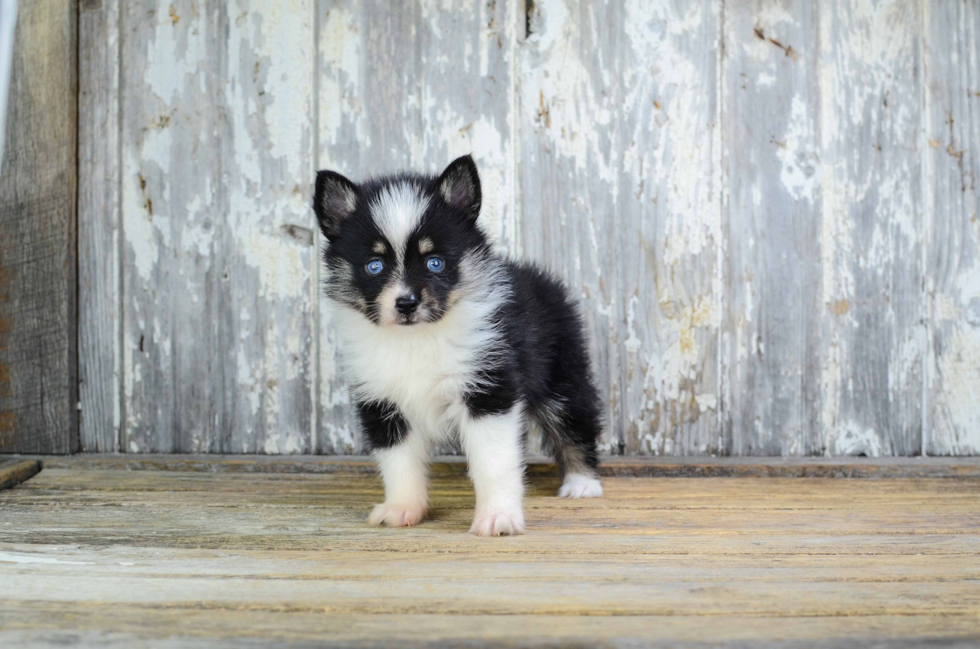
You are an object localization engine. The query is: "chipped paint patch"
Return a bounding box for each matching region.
[89,0,980,459]
[776,94,818,203]
[241,232,308,300]
[831,422,883,457]
[931,327,980,453]
[319,6,368,152]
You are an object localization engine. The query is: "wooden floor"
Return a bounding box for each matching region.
[1,458,979,648]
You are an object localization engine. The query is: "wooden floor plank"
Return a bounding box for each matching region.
[3,607,980,649]
[0,459,40,491]
[0,467,978,647]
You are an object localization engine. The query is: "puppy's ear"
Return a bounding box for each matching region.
[313,170,359,240]
[436,154,481,220]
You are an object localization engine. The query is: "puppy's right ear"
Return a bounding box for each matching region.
[313,170,359,240]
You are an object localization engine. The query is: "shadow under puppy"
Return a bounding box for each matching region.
[313,155,603,536]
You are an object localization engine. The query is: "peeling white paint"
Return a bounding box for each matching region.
[241,233,307,300]
[776,95,818,203]
[831,422,883,457]
[319,6,366,151]
[931,327,980,453]
[86,0,979,458]
[144,6,207,103]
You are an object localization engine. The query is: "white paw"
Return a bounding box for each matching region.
[558,474,603,498]
[368,502,426,527]
[469,507,525,537]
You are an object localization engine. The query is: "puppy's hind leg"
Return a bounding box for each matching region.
[558,462,603,498]
[539,399,603,499]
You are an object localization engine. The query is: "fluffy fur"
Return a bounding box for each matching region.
[313,155,603,537]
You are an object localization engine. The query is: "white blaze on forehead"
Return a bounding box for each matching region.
[370,182,429,256]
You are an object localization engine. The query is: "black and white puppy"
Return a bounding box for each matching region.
[313,155,603,536]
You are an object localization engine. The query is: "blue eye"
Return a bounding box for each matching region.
[426,257,444,272]
[365,259,384,275]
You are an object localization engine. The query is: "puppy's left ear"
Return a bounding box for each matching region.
[314,170,359,241]
[436,154,482,220]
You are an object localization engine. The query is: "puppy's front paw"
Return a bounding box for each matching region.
[368,502,426,527]
[558,474,603,498]
[469,507,525,537]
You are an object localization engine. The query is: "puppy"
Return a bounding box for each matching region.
[313,155,603,536]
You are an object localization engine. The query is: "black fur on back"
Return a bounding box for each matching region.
[474,262,603,474]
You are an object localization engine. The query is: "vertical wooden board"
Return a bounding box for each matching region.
[519,0,619,454]
[519,0,722,456]
[316,0,520,453]
[0,0,78,454]
[722,0,820,456]
[79,0,122,452]
[811,1,923,456]
[121,1,316,453]
[219,1,316,455]
[923,1,980,455]
[120,0,216,452]
[621,0,722,456]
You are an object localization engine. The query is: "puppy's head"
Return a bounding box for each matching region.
[313,155,489,327]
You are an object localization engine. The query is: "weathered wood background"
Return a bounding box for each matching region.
[0,0,78,454]
[76,0,980,456]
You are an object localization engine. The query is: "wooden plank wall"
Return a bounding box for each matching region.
[924,1,980,455]
[0,0,78,454]
[316,0,520,453]
[77,0,980,456]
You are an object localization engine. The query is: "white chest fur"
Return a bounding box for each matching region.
[332,300,499,439]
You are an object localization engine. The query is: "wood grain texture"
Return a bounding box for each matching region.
[117,0,316,453]
[0,0,78,454]
[923,1,980,455]
[0,459,40,491]
[74,1,979,457]
[1,467,979,646]
[520,0,723,455]
[3,613,980,649]
[812,0,924,456]
[721,0,820,456]
[316,0,520,453]
[78,0,122,452]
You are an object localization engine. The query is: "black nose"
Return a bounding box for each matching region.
[395,294,420,315]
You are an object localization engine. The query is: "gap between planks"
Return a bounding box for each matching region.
[2,453,979,479]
